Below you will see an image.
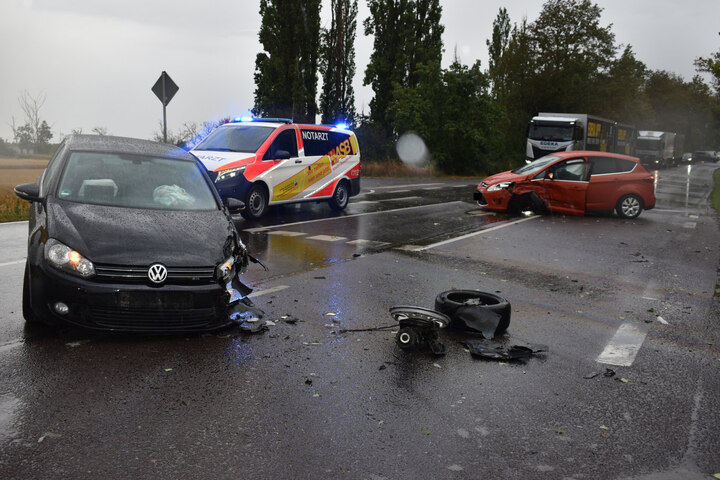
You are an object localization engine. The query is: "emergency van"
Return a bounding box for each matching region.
[191,118,361,219]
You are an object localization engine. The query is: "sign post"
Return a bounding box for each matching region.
[151,71,179,143]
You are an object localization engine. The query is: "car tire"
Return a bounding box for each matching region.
[328,181,349,211]
[242,184,269,220]
[22,264,41,324]
[616,194,643,219]
[434,290,511,336]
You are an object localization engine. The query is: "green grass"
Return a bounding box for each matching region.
[712,168,720,213]
[0,191,30,223]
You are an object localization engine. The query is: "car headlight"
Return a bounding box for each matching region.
[215,256,235,284]
[216,166,247,183]
[45,239,95,278]
[487,181,513,192]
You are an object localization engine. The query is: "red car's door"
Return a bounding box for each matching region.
[540,158,590,215]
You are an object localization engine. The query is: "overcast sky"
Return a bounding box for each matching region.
[2,0,718,142]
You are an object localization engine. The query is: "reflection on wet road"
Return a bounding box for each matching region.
[235,180,513,279]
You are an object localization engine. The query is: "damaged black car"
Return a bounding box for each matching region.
[15,134,256,333]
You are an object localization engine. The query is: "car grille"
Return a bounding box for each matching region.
[94,264,216,285]
[532,144,562,159]
[86,306,221,332]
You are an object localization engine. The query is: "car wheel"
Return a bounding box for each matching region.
[242,184,268,220]
[434,290,511,336]
[616,194,643,219]
[22,264,41,324]
[328,181,349,211]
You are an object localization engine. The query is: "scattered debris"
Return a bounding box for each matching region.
[390,306,450,355]
[463,339,547,361]
[434,290,511,338]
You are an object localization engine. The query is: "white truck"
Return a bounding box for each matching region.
[526,113,635,163]
[635,131,682,168]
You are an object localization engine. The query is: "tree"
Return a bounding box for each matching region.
[319,0,358,127]
[593,45,651,125]
[253,0,321,123]
[695,48,720,96]
[11,90,53,153]
[363,0,444,156]
[486,7,512,99]
[528,0,616,113]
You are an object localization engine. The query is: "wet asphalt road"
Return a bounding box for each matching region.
[1,163,719,479]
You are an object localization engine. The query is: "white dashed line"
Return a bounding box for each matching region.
[596,323,647,367]
[248,285,289,298]
[267,230,307,237]
[307,235,347,242]
[0,259,25,268]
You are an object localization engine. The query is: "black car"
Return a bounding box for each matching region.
[15,134,251,333]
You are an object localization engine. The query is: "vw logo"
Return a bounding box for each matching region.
[148,264,168,284]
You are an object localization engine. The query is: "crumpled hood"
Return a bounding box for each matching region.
[48,200,235,266]
[191,151,256,171]
[481,170,526,186]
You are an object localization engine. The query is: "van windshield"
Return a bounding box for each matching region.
[194,125,275,153]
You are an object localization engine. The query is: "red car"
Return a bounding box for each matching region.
[474,151,656,218]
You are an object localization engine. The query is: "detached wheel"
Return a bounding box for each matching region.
[616,194,643,219]
[242,184,269,220]
[328,181,349,211]
[22,263,40,324]
[435,290,511,335]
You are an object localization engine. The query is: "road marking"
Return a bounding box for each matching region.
[347,239,391,248]
[307,235,347,242]
[267,230,306,237]
[244,201,465,230]
[249,285,289,298]
[389,189,410,194]
[382,196,421,202]
[415,215,540,251]
[682,222,697,229]
[596,323,647,367]
[0,259,25,268]
[370,183,443,190]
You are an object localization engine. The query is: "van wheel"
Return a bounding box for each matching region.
[328,181,349,211]
[242,184,268,220]
[616,194,643,219]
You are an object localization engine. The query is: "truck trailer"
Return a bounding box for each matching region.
[526,113,636,163]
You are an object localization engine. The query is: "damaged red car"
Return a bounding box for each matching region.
[474,151,656,219]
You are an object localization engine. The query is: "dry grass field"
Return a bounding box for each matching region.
[0,155,49,222]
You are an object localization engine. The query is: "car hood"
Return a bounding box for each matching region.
[48,200,235,266]
[191,151,256,171]
[481,170,526,186]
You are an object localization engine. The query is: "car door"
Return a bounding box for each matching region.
[541,157,590,215]
[264,127,303,202]
[587,156,623,211]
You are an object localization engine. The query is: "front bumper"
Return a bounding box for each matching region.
[29,264,233,333]
[474,188,511,211]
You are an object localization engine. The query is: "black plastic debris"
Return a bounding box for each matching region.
[464,339,548,361]
[390,306,450,355]
[229,298,266,333]
[583,368,616,380]
[435,290,511,338]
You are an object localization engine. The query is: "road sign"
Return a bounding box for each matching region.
[152,71,179,143]
[152,71,179,106]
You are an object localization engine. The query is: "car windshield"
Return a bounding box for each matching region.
[512,155,560,175]
[194,124,275,153]
[56,152,219,210]
[528,123,574,141]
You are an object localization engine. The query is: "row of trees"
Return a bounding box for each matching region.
[254,0,720,175]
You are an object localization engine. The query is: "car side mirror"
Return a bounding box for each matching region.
[224,197,245,213]
[275,149,291,160]
[14,182,42,202]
